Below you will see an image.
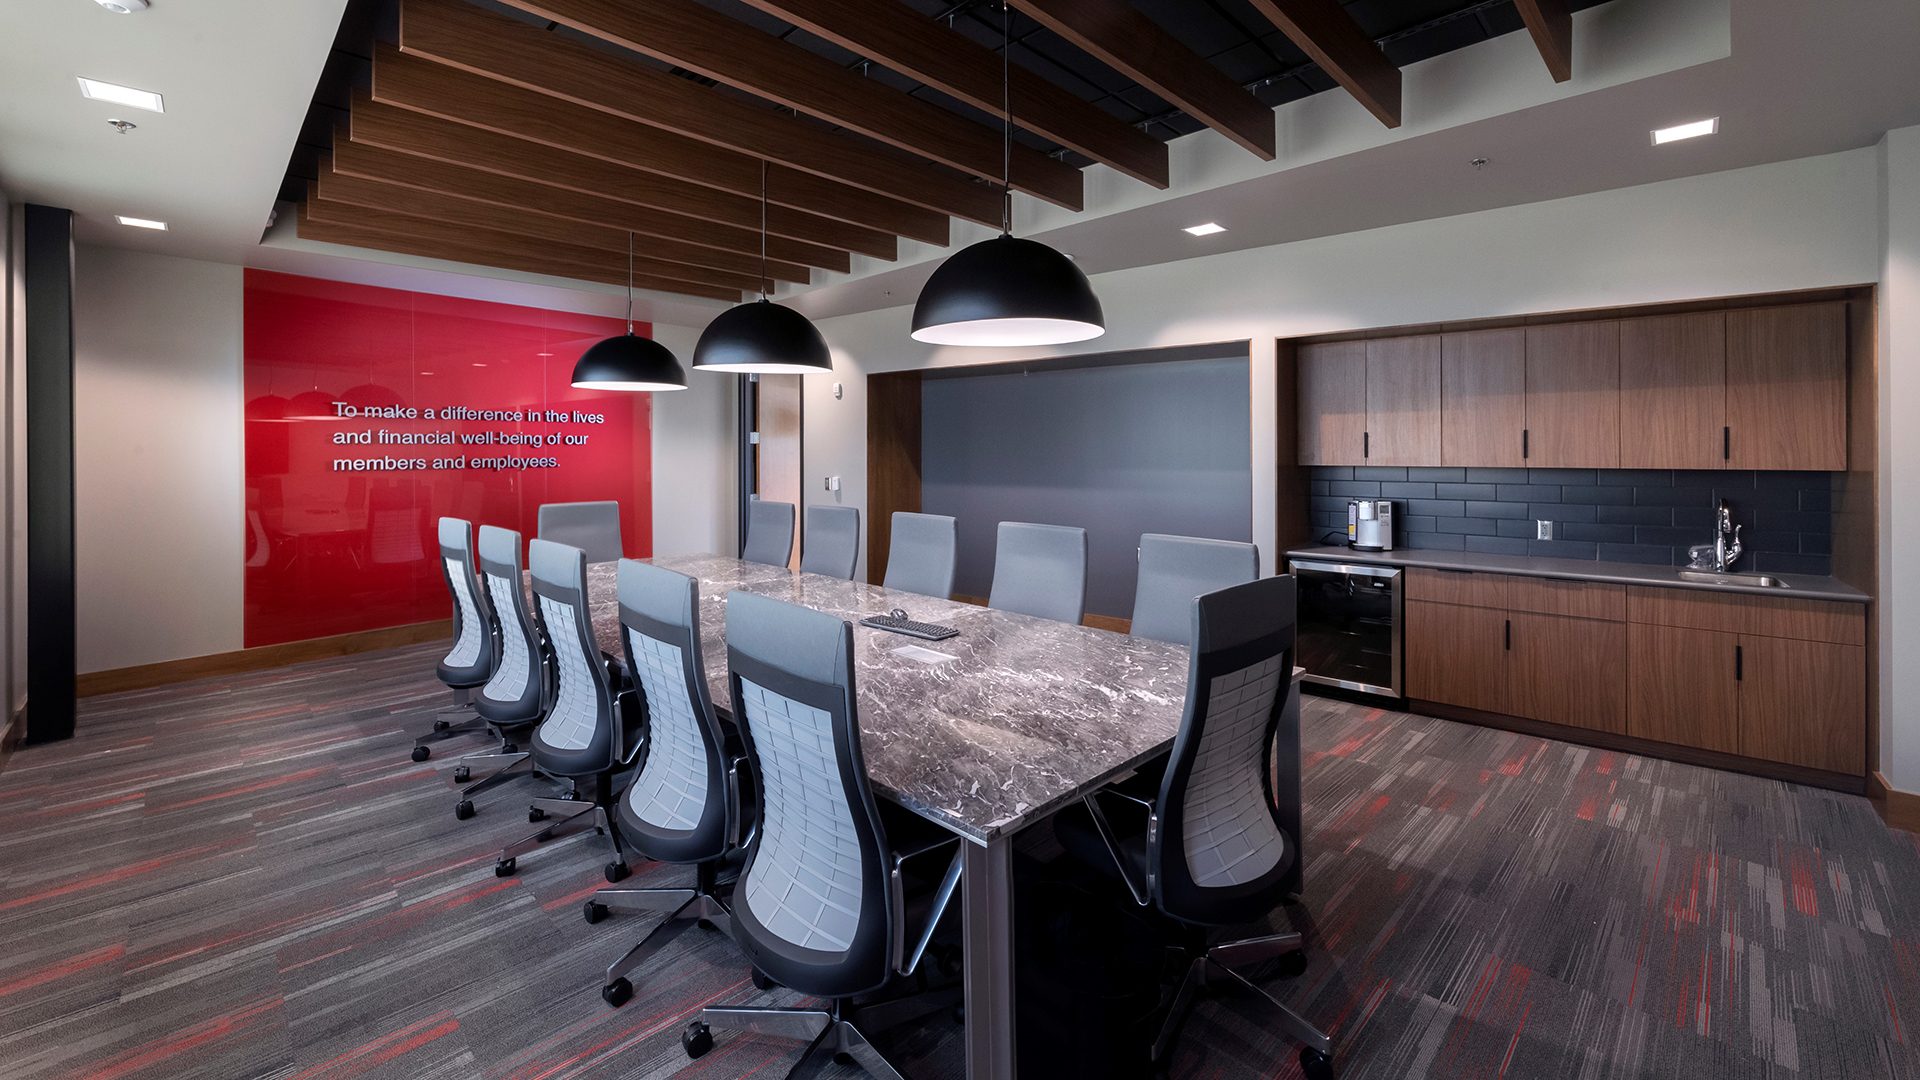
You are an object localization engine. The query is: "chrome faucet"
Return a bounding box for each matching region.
[1685,499,1743,573]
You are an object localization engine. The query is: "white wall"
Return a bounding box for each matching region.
[647,321,737,559]
[1880,127,1920,792]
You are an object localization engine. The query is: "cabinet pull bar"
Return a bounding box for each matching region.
[1363,431,1370,459]
[1504,619,1511,651]
[1522,429,1529,459]
[1735,643,1743,681]
[1723,426,1731,461]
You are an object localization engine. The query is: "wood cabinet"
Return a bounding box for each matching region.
[1619,311,1725,469]
[1509,612,1625,734]
[1627,623,1740,753]
[1737,636,1865,774]
[1442,329,1525,467]
[1297,340,1367,465]
[1726,303,1847,470]
[1524,321,1620,468]
[1366,336,1441,465]
[1405,599,1507,713]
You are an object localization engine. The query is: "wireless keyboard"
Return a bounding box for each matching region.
[860,609,960,641]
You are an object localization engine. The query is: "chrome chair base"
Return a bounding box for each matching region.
[492,793,626,877]
[1154,930,1333,1074]
[589,861,736,1006]
[688,992,958,1080]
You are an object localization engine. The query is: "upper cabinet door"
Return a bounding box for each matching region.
[1525,321,1620,468]
[1725,303,1847,471]
[1619,312,1726,469]
[1365,335,1441,466]
[1296,340,1367,465]
[1441,329,1525,467]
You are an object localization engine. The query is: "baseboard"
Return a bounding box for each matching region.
[1869,771,1920,833]
[75,620,452,698]
[0,705,23,776]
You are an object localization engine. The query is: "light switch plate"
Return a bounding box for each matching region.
[1535,520,1554,541]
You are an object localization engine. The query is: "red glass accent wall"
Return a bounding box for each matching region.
[243,269,651,647]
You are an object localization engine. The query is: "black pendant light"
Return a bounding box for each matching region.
[911,3,1102,348]
[693,162,833,374]
[571,232,687,392]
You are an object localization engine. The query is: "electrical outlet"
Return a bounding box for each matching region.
[1535,520,1554,541]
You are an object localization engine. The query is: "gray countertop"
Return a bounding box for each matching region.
[1283,545,1869,603]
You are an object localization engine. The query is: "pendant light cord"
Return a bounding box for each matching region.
[1001,1,1012,236]
[625,231,635,334]
[760,159,770,302]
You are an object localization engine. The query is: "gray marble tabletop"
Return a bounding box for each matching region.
[1284,545,1869,603]
[580,554,1190,844]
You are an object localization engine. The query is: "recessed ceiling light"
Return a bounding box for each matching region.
[1651,117,1717,145]
[93,0,150,12]
[114,215,167,230]
[78,77,164,113]
[1184,222,1227,236]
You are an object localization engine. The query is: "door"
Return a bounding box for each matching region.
[754,374,803,570]
[1737,635,1865,774]
[1405,600,1506,713]
[1441,329,1525,467]
[1297,340,1367,465]
[1725,303,1847,471]
[1508,612,1626,734]
[1525,321,1620,467]
[1366,335,1441,465]
[1626,623,1738,752]
[1619,312,1725,469]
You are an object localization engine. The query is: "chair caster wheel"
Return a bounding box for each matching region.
[834,1052,856,1067]
[453,766,471,784]
[751,967,778,991]
[411,746,431,763]
[433,719,451,732]
[604,862,630,883]
[528,807,547,823]
[682,1020,713,1058]
[696,918,718,932]
[502,742,518,753]
[494,858,516,877]
[583,901,609,925]
[1299,1048,1334,1080]
[602,978,633,1008]
[454,800,475,821]
[1277,951,1309,978]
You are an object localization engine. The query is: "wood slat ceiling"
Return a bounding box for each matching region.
[280,0,1612,301]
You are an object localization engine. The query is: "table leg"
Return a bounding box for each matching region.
[962,835,1016,1080]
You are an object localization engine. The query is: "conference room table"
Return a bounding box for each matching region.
[576,553,1307,1080]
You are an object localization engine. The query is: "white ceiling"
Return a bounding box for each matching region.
[2,0,1916,329]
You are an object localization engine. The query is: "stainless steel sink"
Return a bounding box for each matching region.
[1676,570,1790,589]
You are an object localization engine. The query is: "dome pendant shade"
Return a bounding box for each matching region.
[692,299,833,374]
[570,332,688,392]
[911,235,1104,347]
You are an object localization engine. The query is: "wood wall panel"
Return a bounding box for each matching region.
[1619,312,1725,469]
[755,375,804,572]
[866,372,925,586]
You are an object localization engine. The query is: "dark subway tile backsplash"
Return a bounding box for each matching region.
[1306,466,1835,574]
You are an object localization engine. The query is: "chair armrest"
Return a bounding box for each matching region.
[890,840,964,977]
[724,754,749,847]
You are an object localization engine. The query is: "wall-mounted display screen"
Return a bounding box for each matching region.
[243,269,651,647]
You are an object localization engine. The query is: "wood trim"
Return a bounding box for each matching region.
[1273,340,1311,549]
[1506,576,1625,621]
[76,621,453,698]
[733,0,1169,188]
[1404,567,1509,609]
[493,0,1085,210]
[1244,0,1401,127]
[1512,0,1574,82]
[1625,586,1867,646]
[1012,0,1276,159]
[0,707,23,778]
[1869,772,1920,833]
[1834,294,1877,773]
[865,371,924,588]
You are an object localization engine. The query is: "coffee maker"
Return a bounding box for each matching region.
[1346,499,1394,551]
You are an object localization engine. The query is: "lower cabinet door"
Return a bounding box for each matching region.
[1508,613,1626,734]
[1406,600,1507,713]
[1627,623,1739,753]
[1737,636,1866,775]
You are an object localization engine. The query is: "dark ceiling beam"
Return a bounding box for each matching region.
[1512,0,1574,82]
[372,44,939,249]
[492,0,1085,211]
[347,95,864,267]
[306,189,767,294]
[1009,0,1276,159]
[297,203,744,303]
[334,125,860,272]
[315,167,808,286]
[399,0,1002,228]
[1243,0,1401,128]
[731,0,1169,189]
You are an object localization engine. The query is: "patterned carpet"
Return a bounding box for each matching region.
[0,643,1916,1079]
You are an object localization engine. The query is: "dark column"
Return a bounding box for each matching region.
[23,205,75,744]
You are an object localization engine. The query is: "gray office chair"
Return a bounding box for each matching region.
[681,590,964,1075]
[987,521,1088,624]
[881,512,956,598]
[538,500,624,563]
[799,505,860,580]
[412,517,496,760]
[741,499,796,567]
[1128,534,1260,646]
[1064,575,1334,1079]
[587,560,750,1008]
[494,539,644,882]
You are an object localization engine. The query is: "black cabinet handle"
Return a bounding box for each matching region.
[1735,644,1743,681]
[1723,426,1731,461]
[1504,619,1511,650]
[1522,429,1529,459]
[1363,431,1370,459]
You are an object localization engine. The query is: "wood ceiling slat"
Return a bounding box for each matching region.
[400,0,1002,228]
[731,0,1169,189]
[297,203,744,303]
[372,44,940,248]
[1513,0,1574,82]
[493,0,1086,211]
[347,97,862,269]
[1010,0,1277,159]
[315,167,808,286]
[1244,0,1401,128]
